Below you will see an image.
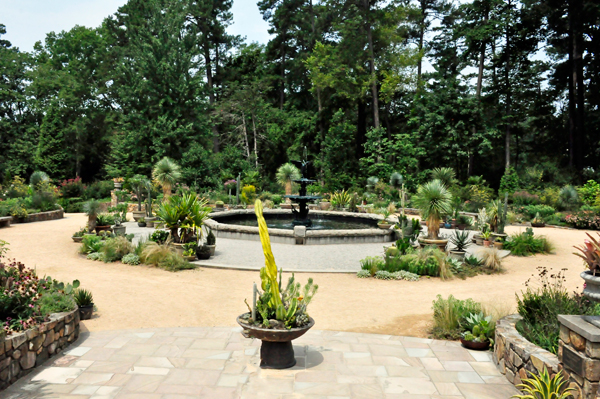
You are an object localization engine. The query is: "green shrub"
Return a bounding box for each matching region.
[80,235,104,254]
[150,230,170,244]
[96,213,115,226]
[431,295,484,339]
[360,256,384,276]
[515,204,556,220]
[512,191,540,206]
[101,236,133,262]
[357,270,371,278]
[83,180,113,200]
[87,252,103,261]
[141,242,195,271]
[516,267,600,354]
[579,180,600,206]
[38,292,76,315]
[504,228,554,256]
[272,194,283,205]
[122,253,140,265]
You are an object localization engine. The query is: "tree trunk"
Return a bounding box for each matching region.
[357,101,367,159]
[242,111,250,158]
[364,0,380,129]
[417,0,427,85]
[504,0,512,169]
[204,46,219,153]
[280,39,286,110]
[574,0,584,172]
[251,112,258,169]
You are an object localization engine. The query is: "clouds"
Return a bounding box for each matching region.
[1,0,270,51]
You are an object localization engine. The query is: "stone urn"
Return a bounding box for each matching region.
[419,237,448,252]
[581,271,600,301]
[145,217,157,228]
[319,201,331,211]
[237,313,314,369]
[72,236,84,243]
[132,210,145,221]
[378,222,393,230]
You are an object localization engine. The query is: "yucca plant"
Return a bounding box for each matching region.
[152,157,182,198]
[430,168,456,187]
[513,368,573,399]
[83,199,101,232]
[276,163,301,200]
[559,185,579,210]
[413,180,453,240]
[30,171,50,188]
[366,176,379,191]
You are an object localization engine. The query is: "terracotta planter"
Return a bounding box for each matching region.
[132,210,145,221]
[419,238,448,252]
[237,313,314,369]
[581,271,600,301]
[460,338,490,351]
[95,225,111,233]
[483,240,491,247]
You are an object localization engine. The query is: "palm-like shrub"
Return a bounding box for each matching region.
[30,171,50,188]
[83,199,102,232]
[155,192,210,243]
[430,168,456,187]
[128,175,150,211]
[152,157,182,198]
[276,163,301,199]
[559,185,579,210]
[413,180,452,240]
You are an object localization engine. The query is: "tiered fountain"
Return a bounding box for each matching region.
[285,155,321,227]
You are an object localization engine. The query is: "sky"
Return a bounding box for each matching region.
[0,0,271,52]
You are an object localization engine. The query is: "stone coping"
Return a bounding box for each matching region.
[206,209,393,239]
[494,314,559,387]
[0,307,80,390]
[11,208,64,224]
[558,315,600,343]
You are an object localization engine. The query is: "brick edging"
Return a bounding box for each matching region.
[494,314,559,386]
[0,308,80,390]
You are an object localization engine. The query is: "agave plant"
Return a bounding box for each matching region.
[430,167,456,187]
[513,368,573,399]
[276,163,301,200]
[449,230,471,252]
[413,180,453,240]
[152,157,182,198]
[330,190,351,209]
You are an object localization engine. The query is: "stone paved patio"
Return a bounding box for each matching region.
[4,327,519,399]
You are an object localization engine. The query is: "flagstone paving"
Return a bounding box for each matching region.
[3,327,519,399]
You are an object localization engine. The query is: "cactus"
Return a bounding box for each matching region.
[255,200,283,311]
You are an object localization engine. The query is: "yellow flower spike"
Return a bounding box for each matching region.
[255,199,282,310]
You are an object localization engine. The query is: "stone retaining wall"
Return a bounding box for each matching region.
[0,308,80,390]
[12,208,64,224]
[494,314,559,386]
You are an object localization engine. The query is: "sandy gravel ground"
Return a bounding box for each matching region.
[0,213,592,338]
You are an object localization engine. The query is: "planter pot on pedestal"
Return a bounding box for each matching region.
[237,313,314,369]
[531,222,546,228]
[138,222,147,228]
[145,217,157,228]
[72,236,84,243]
[79,304,94,320]
[582,271,600,301]
[112,225,126,235]
[132,210,145,221]
[449,250,466,261]
[378,222,393,230]
[419,238,448,252]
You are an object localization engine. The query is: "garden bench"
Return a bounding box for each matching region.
[0,216,12,228]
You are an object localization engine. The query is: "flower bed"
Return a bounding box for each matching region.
[564,211,600,230]
[0,308,79,389]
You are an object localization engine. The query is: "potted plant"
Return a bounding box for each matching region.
[74,288,94,320]
[72,227,87,243]
[448,230,471,260]
[481,230,492,247]
[413,179,453,252]
[575,233,600,301]
[531,212,546,228]
[460,313,494,351]
[183,242,197,261]
[377,208,393,229]
[196,245,211,260]
[83,199,101,233]
[473,208,489,245]
[112,217,126,235]
[155,193,210,251]
[95,214,114,233]
[128,175,150,221]
[237,200,317,369]
[493,236,504,250]
[137,217,146,228]
[206,229,216,256]
[215,200,225,210]
[113,177,124,190]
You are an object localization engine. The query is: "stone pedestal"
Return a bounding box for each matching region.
[294,226,307,245]
[558,315,600,399]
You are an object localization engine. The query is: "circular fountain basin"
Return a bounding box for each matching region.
[205,209,394,245]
